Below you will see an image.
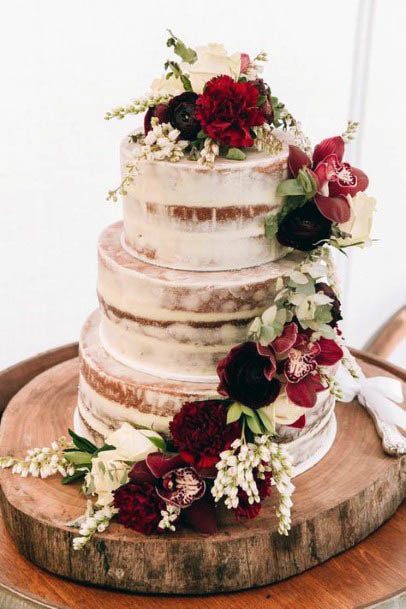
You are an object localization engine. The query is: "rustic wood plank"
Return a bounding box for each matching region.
[0,343,78,415]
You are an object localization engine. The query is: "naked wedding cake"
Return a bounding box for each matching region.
[69,32,375,538]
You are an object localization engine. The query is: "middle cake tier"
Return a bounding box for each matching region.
[98,222,303,382]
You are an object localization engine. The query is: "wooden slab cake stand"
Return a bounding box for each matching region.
[0,345,404,606]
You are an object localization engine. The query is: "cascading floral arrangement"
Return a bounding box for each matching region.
[1,33,378,549]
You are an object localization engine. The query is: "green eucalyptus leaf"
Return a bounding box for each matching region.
[314,304,333,323]
[68,429,97,454]
[61,470,87,485]
[166,30,197,64]
[259,325,276,345]
[147,435,167,451]
[226,148,247,161]
[276,179,305,197]
[257,95,267,107]
[257,409,275,434]
[245,412,263,435]
[240,405,256,417]
[227,402,243,424]
[180,73,193,91]
[297,167,318,200]
[64,451,93,466]
[264,214,279,239]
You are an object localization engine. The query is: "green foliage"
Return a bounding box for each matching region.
[227,402,243,424]
[257,408,275,434]
[63,450,93,466]
[276,179,305,197]
[166,30,197,64]
[147,435,167,452]
[61,470,87,485]
[164,60,192,91]
[226,147,246,161]
[264,194,306,240]
[68,429,97,454]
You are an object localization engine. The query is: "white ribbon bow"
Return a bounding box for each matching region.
[335,360,406,456]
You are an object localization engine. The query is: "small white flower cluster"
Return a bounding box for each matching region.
[134,118,189,163]
[197,138,219,168]
[244,51,268,80]
[341,120,359,143]
[158,504,181,532]
[212,435,294,535]
[0,438,74,479]
[212,437,271,509]
[269,442,294,535]
[253,123,283,156]
[70,502,118,550]
[105,94,172,120]
[280,108,312,155]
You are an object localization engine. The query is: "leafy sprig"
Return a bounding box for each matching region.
[166,30,197,64]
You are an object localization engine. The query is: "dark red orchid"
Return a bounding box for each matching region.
[129,452,217,534]
[288,136,368,223]
[283,333,343,407]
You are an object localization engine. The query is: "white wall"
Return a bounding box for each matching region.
[0,0,404,369]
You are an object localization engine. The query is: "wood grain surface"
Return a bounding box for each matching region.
[0,345,404,607]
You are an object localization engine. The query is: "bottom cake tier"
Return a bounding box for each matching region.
[76,310,337,476]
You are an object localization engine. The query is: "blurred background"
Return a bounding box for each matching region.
[0,0,404,369]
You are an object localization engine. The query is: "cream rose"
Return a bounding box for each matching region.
[150,73,184,96]
[337,192,376,247]
[186,43,241,93]
[86,450,129,507]
[106,422,162,462]
[259,392,307,427]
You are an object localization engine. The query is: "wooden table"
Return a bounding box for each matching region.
[0,344,404,609]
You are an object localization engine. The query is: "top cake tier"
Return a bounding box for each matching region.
[120,130,292,271]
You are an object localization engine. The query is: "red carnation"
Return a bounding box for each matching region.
[113,481,166,535]
[195,75,265,148]
[217,341,281,409]
[234,470,272,520]
[169,400,241,469]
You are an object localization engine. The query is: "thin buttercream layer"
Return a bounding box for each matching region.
[97,222,303,380]
[120,132,293,270]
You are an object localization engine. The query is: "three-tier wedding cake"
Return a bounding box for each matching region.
[72,32,375,536]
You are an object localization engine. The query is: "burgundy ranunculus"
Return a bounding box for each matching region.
[287,136,369,223]
[234,470,272,520]
[195,75,265,148]
[169,400,241,469]
[315,282,342,327]
[166,92,200,140]
[217,341,281,409]
[277,201,333,251]
[144,103,169,134]
[113,481,166,535]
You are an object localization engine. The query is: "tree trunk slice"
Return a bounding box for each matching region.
[0,352,404,595]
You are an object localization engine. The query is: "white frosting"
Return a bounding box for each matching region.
[98,223,303,381]
[120,131,293,270]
